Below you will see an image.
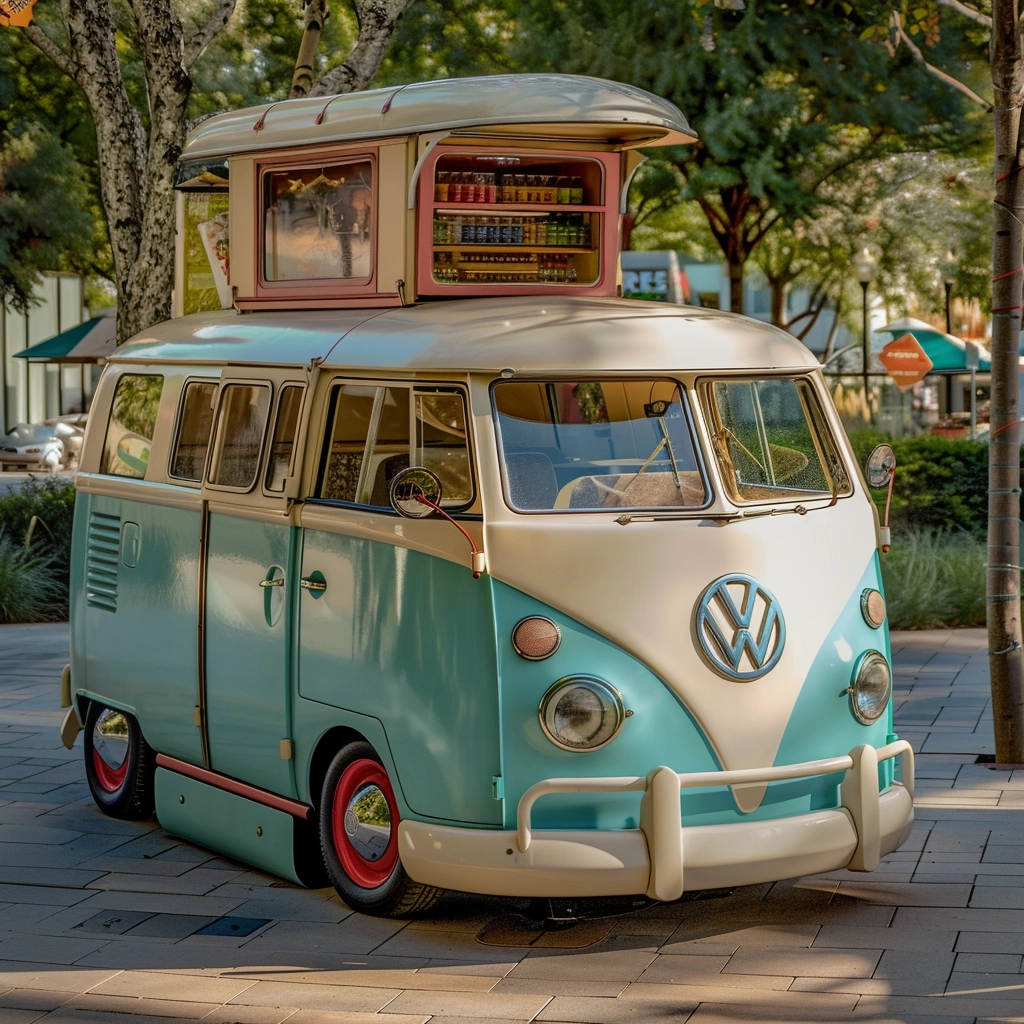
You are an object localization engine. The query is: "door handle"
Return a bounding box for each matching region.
[260,578,285,588]
[299,575,327,593]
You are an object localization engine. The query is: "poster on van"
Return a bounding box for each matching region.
[182,191,231,314]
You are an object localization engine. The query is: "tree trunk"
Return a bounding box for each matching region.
[290,0,330,99]
[987,0,1024,764]
[770,278,786,327]
[727,258,744,314]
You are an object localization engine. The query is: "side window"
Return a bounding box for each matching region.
[207,384,271,490]
[415,390,472,506]
[100,374,164,478]
[264,385,304,493]
[169,380,216,482]
[317,383,409,506]
[317,382,472,510]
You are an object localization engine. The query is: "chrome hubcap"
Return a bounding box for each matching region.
[343,783,391,861]
[93,709,129,771]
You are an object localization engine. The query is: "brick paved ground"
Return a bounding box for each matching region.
[0,623,1020,1024]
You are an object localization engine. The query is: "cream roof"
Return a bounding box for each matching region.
[112,298,817,374]
[181,75,696,161]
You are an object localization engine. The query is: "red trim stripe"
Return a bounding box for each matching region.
[156,753,313,820]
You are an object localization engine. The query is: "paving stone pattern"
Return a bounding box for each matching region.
[0,623,1021,1023]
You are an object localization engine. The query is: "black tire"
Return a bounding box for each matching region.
[83,702,155,819]
[319,741,442,917]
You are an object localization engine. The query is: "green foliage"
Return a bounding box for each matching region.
[880,528,986,629]
[0,125,96,311]
[846,431,992,539]
[0,476,76,593]
[0,530,66,624]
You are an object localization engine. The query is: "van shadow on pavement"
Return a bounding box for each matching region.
[0,622,1021,1023]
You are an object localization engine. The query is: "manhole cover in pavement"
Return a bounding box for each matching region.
[194,916,270,937]
[477,915,613,948]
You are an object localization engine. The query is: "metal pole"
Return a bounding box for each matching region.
[970,367,977,439]
[861,280,870,420]
[944,280,953,334]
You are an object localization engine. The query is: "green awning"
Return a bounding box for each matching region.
[13,315,116,363]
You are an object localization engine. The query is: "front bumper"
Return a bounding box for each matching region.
[398,741,915,900]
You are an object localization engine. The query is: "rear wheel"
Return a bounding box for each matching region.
[319,741,442,917]
[83,703,155,819]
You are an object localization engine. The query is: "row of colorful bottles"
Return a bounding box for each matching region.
[435,172,586,205]
[432,252,580,284]
[432,214,592,247]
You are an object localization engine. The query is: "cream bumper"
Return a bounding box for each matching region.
[398,741,915,900]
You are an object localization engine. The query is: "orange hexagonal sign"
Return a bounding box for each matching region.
[0,0,36,26]
[878,332,933,391]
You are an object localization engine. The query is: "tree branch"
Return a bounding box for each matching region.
[184,0,238,68]
[935,0,992,28]
[22,23,82,83]
[310,0,415,96]
[896,20,993,111]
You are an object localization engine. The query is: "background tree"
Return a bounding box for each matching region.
[508,0,982,313]
[4,0,416,343]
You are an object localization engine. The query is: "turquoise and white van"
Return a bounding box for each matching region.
[61,75,913,917]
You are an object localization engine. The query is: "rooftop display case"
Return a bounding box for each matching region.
[173,75,696,313]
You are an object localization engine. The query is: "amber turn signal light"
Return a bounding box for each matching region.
[512,616,561,660]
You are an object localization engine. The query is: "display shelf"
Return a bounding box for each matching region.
[417,145,619,298]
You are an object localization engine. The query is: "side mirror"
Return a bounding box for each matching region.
[389,467,442,518]
[865,444,896,489]
[388,465,486,579]
[864,444,896,552]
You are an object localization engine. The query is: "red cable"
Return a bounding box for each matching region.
[992,267,1024,281]
[414,494,482,555]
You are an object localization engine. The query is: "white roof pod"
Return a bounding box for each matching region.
[181,74,697,160]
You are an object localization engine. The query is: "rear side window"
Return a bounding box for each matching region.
[208,384,271,490]
[100,374,164,478]
[169,380,216,481]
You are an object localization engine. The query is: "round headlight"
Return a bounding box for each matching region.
[849,651,891,724]
[512,616,561,660]
[539,677,625,752]
[860,589,886,629]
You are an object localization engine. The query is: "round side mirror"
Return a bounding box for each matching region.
[389,467,443,518]
[865,444,896,489]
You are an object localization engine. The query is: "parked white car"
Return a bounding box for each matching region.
[43,415,87,467]
[0,423,64,471]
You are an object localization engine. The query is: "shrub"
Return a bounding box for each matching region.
[847,431,995,540]
[880,529,986,629]
[0,530,66,623]
[0,476,75,588]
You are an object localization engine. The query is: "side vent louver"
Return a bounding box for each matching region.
[86,512,120,612]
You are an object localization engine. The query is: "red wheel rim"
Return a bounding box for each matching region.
[331,758,400,889]
[92,745,129,792]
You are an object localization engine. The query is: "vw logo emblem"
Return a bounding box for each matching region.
[695,574,786,681]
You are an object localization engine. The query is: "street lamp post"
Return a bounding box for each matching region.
[941,248,959,334]
[940,249,959,415]
[854,248,878,419]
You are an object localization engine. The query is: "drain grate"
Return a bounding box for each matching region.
[194,916,270,937]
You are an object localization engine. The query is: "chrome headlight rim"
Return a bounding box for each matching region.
[849,650,892,725]
[538,675,626,753]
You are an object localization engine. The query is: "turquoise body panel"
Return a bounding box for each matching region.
[297,528,501,825]
[71,490,203,764]
[205,512,295,797]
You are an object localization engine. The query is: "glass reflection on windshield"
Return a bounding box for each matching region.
[493,380,707,512]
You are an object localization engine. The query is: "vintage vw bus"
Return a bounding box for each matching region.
[62,75,913,917]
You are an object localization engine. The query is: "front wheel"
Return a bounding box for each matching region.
[83,703,155,819]
[319,741,442,917]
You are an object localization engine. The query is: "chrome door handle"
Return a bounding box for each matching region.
[299,576,327,593]
[260,578,285,588]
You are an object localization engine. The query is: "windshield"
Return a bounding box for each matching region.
[704,377,850,503]
[493,380,707,512]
